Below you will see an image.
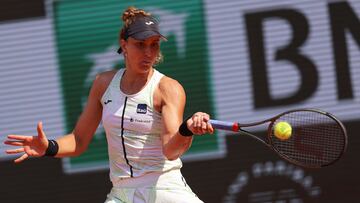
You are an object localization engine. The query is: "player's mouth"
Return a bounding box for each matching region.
[141,61,152,66]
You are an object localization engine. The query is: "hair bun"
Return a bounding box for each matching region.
[121,6,150,27]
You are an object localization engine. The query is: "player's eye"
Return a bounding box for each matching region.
[151,43,159,49]
[136,42,145,49]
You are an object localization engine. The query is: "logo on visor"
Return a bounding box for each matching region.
[145,21,154,25]
[137,104,147,114]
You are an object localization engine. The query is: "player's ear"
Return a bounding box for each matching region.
[120,39,127,54]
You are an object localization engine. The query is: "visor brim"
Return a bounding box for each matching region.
[131,30,167,41]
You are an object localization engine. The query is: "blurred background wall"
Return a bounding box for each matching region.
[1,0,359,202]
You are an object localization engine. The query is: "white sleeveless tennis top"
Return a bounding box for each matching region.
[101,68,182,185]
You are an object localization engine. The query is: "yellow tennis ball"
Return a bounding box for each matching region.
[274,121,292,140]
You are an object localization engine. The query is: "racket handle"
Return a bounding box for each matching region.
[209,119,239,132]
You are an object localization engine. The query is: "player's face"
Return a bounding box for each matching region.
[122,36,160,73]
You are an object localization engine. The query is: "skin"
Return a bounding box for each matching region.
[5,35,214,163]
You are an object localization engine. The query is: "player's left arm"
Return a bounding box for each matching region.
[159,77,193,160]
[159,77,213,160]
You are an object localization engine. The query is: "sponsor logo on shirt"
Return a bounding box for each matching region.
[136,104,147,114]
[130,117,151,123]
[104,99,112,105]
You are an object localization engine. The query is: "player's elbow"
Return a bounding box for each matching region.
[73,134,90,156]
[74,145,88,156]
[165,154,179,161]
[162,147,180,161]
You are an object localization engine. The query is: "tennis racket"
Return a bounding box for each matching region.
[209,108,347,168]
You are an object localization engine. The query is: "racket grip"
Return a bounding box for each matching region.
[209,119,239,132]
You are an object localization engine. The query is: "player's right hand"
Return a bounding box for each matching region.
[4,121,49,163]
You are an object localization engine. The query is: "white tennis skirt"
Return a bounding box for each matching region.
[104,169,204,203]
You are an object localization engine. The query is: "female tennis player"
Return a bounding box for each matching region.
[5,6,213,203]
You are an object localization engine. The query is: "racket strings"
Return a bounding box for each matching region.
[270,111,346,167]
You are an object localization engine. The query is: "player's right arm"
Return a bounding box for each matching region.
[55,73,104,157]
[5,72,110,163]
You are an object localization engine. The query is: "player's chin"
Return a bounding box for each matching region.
[139,63,153,72]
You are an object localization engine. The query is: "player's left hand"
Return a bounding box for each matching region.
[187,112,214,135]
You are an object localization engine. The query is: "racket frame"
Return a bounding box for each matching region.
[210,108,348,168]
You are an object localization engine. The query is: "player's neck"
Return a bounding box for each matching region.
[120,68,154,94]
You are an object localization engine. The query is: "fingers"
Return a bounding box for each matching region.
[4,140,25,146]
[37,121,46,139]
[6,148,25,154]
[14,153,29,164]
[5,122,45,164]
[7,122,45,141]
[207,122,214,134]
[6,135,33,141]
[190,112,213,135]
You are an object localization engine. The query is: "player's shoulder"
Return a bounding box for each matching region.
[159,75,184,91]
[96,69,118,81]
[94,69,117,84]
[93,69,118,93]
[158,75,185,98]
